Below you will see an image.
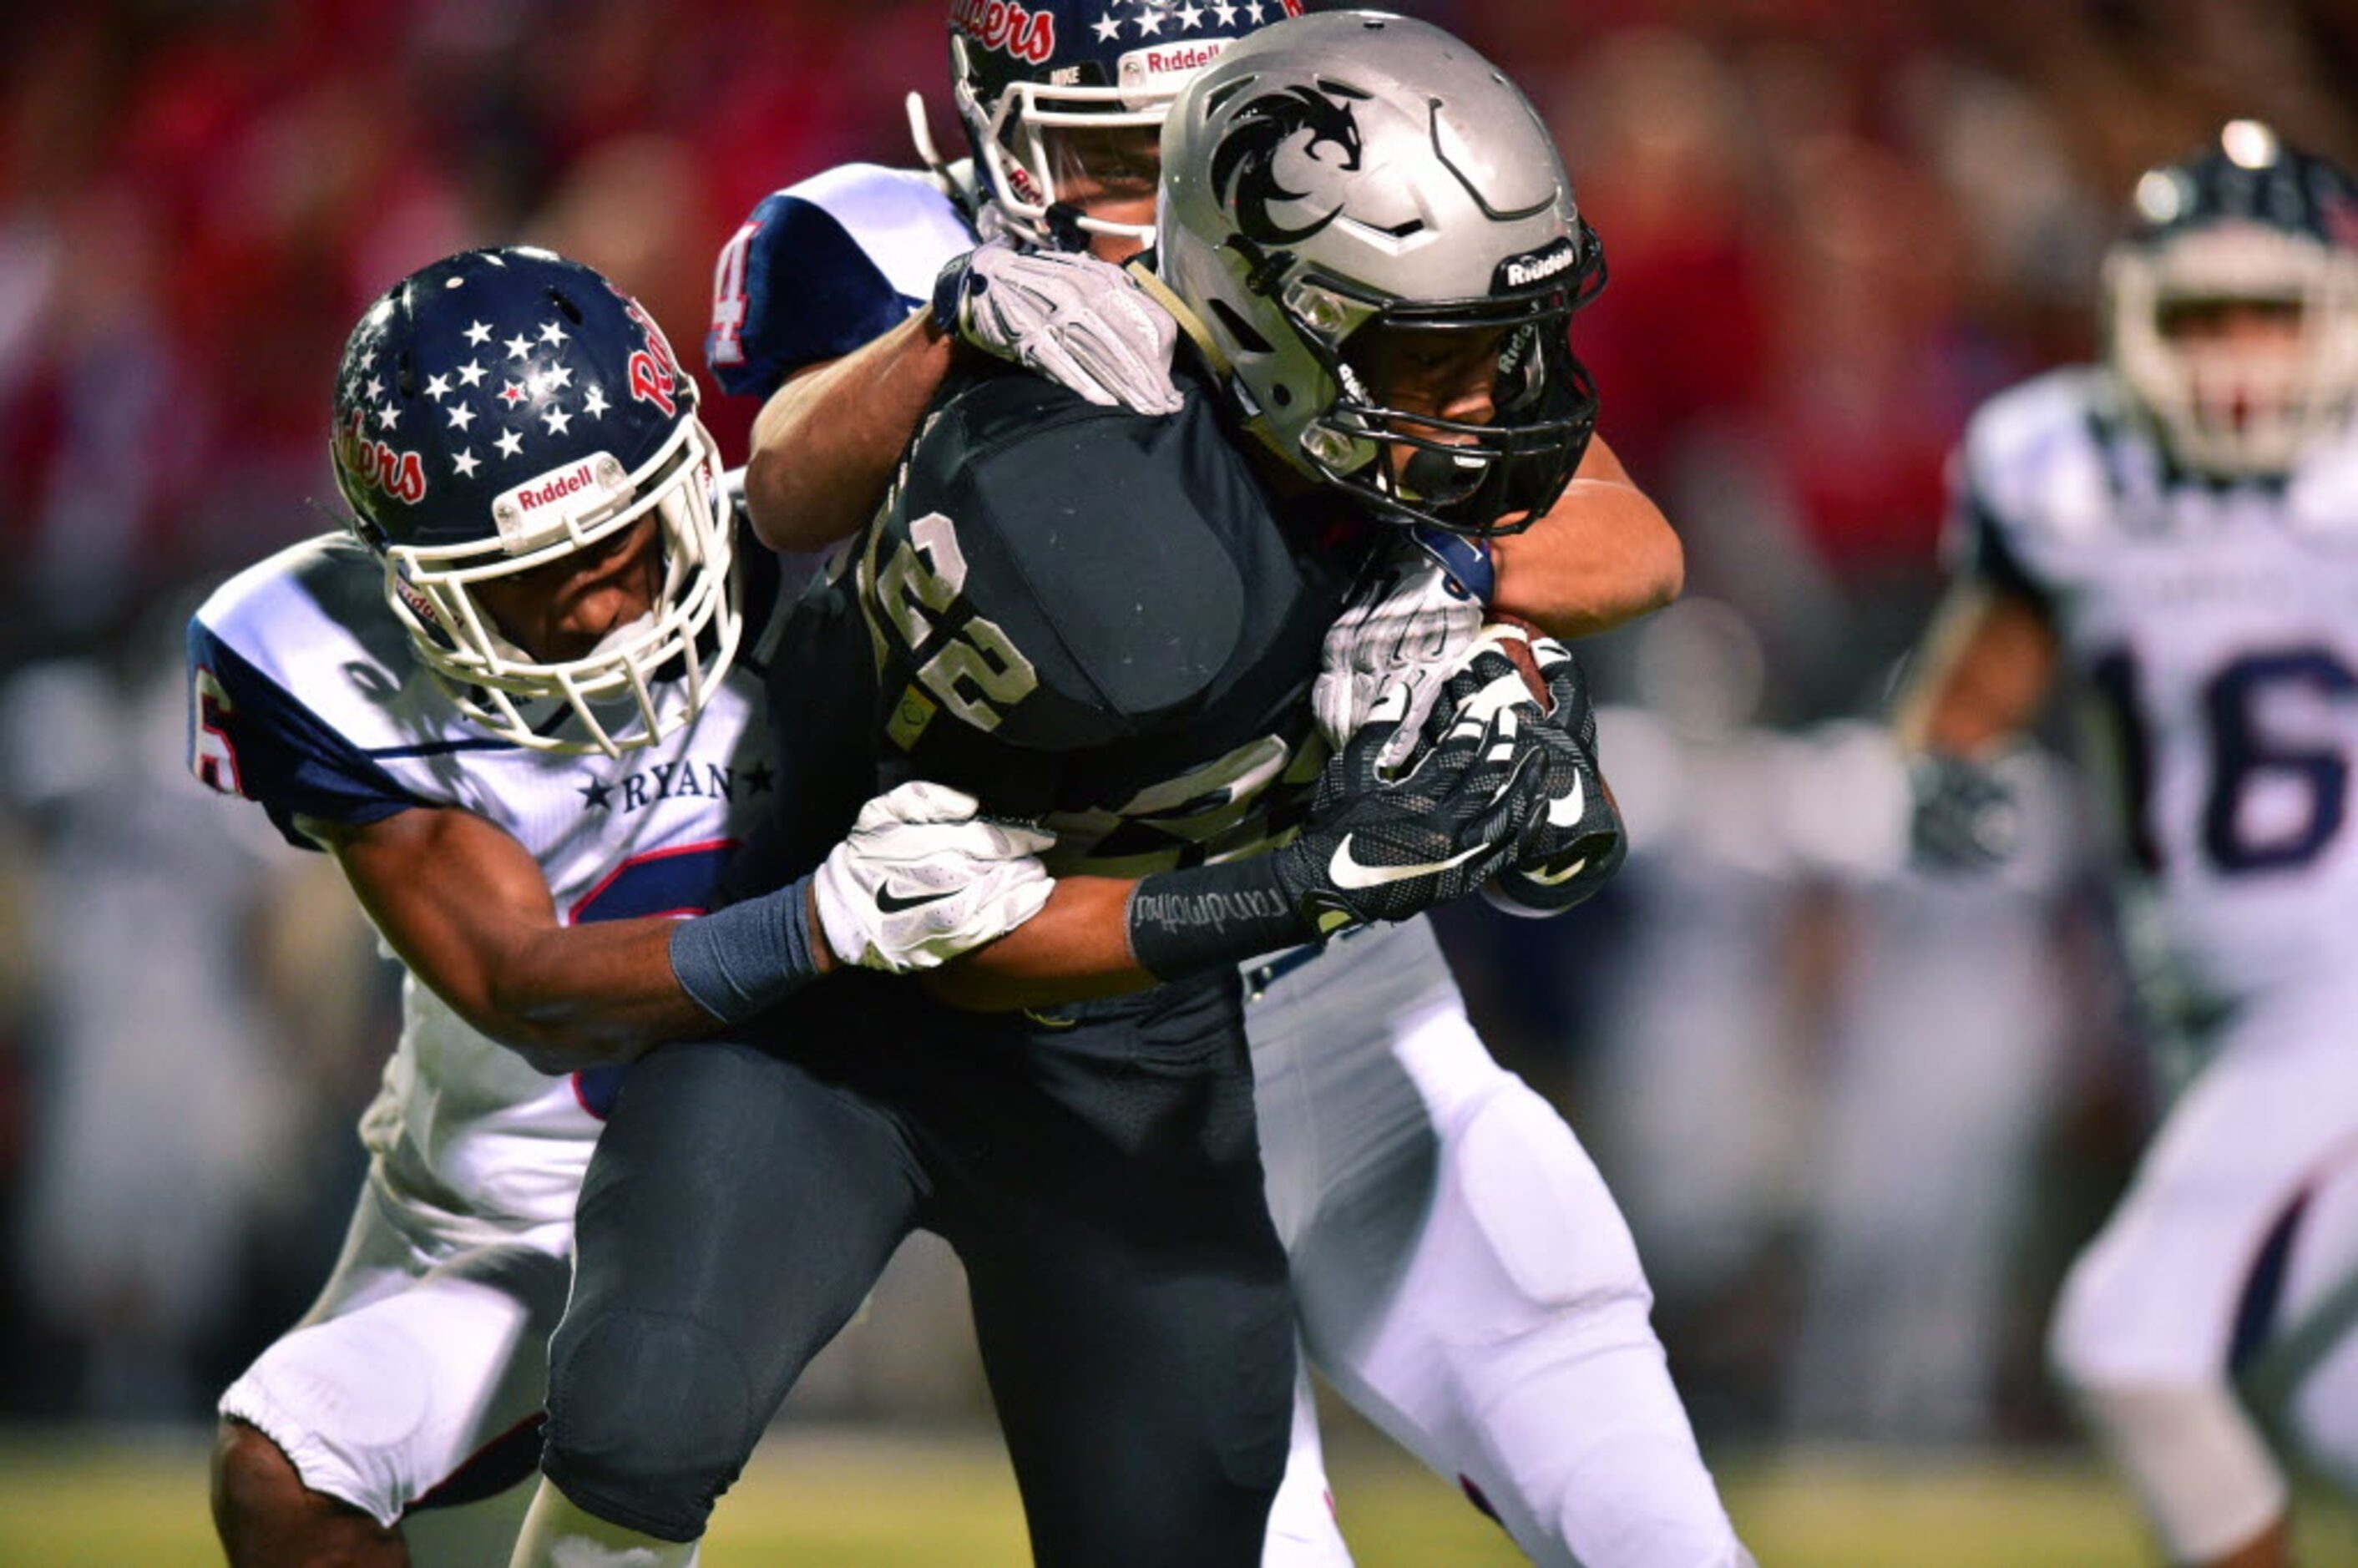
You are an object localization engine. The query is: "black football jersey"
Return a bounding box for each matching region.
[767,361,1367,882]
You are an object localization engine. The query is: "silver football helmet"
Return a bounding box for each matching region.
[1156,10,1602,536]
[2103,119,2358,478]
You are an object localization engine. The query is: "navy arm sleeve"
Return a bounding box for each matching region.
[186,620,431,849]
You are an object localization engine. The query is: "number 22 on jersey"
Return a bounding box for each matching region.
[863,510,1040,746]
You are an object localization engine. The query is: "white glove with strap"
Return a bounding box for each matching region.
[812,781,1056,973]
[1313,529,1491,770]
[932,237,1183,416]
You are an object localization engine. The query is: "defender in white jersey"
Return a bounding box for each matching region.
[1900,122,2358,1568]
[191,247,1055,1568]
[706,7,1746,1564]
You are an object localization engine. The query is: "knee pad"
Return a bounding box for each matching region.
[1448,1080,1649,1331]
[542,1311,760,1544]
[2062,1378,2286,1564]
[219,1246,572,1529]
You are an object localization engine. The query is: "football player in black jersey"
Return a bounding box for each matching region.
[686,4,1760,1563]
[511,18,1625,1568]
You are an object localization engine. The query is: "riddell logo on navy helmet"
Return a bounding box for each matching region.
[1495,239,1577,292]
[518,463,597,511]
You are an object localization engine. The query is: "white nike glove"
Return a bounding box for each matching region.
[812,781,1056,973]
[1313,534,1488,771]
[933,238,1183,417]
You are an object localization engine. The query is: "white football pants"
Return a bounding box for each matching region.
[2049,977,2358,1562]
[219,1164,572,1564]
[1248,918,1750,1568]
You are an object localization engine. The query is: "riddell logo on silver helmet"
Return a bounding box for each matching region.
[1500,241,1578,291]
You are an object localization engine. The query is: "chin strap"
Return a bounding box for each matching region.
[1125,260,1286,455]
[1123,260,1227,376]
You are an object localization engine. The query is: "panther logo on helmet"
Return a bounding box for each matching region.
[1209,82,1366,245]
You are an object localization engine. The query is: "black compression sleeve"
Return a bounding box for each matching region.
[1125,857,1312,981]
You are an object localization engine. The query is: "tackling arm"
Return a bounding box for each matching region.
[741,312,956,554]
[921,876,1151,1011]
[1485,435,1684,639]
[303,805,777,1072]
[304,783,1055,1065]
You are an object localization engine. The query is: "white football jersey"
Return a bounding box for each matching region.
[188,531,785,1240]
[1960,367,2358,1015]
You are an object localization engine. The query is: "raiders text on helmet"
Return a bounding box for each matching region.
[1156,10,1604,536]
[949,0,1305,248]
[331,247,739,756]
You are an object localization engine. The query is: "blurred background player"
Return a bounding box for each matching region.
[190,245,1055,1568]
[1897,120,2358,1568]
[703,4,1748,1565]
[511,13,1630,1568]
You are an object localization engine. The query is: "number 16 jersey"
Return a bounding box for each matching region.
[1957,366,2358,1015]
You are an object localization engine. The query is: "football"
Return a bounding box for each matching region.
[1485,613,1553,706]
[1477,615,1624,918]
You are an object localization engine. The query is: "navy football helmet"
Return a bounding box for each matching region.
[2104,119,2358,476]
[331,247,737,756]
[949,0,1306,249]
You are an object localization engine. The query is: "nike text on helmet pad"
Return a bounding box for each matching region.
[1156,9,1603,537]
[330,247,741,757]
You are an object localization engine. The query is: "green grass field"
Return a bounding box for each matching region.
[4,1423,2353,1566]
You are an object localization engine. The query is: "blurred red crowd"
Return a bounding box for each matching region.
[0,0,2350,670]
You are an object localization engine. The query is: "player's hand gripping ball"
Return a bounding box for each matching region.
[1313,527,1495,769]
[1437,619,1627,918]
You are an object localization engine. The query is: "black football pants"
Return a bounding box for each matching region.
[539,970,1296,1566]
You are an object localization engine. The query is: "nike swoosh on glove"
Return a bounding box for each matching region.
[1271,655,1560,931]
[1481,632,1627,917]
[812,781,1057,972]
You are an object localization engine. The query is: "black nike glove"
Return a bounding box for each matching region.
[1125,663,1558,979]
[1275,682,1551,930]
[1482,635,1626,915]
[1908,750,2018,873]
